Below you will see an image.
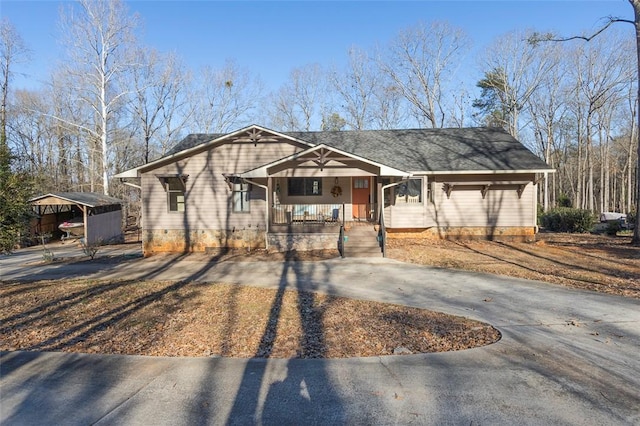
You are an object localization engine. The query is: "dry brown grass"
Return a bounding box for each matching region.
[0,280,499,358]
[387,232,640,298]
[3,232,635,359]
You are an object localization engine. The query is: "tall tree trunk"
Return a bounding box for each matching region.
[632,0,640,244]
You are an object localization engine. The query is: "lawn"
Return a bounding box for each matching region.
[2,231,636,359]
[0,280,499,358]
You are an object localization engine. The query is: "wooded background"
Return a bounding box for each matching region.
[1,0,638,221]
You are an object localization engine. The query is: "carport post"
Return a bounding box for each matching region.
[79,205,88,244]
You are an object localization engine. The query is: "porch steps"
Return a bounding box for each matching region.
[344,224,382,258]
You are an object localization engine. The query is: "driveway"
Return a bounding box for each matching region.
[1,245,639,425]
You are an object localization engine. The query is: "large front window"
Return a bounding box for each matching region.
[288,177,322,196]
[395,178,422,204]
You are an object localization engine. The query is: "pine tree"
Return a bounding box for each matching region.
[0,138,34,253]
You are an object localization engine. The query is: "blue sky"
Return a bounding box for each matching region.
[1,1,634,92]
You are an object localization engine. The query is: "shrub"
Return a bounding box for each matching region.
[540,208,594,233]
[556,195,572,208]
[606,221,622,236]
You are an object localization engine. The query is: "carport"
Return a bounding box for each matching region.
[29,192,124,245]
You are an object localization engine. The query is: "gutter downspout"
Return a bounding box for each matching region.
[241,178,269,250]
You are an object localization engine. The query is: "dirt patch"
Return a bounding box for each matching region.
[0,280,499,358]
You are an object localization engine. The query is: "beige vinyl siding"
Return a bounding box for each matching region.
[431,183,535,227]
[430,174,536,228]
[386,177,430,228]
[143,141,302,230]
[386,173,536,229]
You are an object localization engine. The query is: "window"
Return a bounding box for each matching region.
[166,177,185,212]
[288,177,322,196]
[233,180,251,213]
[354,178,369,189]
[395,178,423,204]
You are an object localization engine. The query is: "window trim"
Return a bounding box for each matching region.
[232,179,251,213]
[157,175,187,213]
[395,177,424,205]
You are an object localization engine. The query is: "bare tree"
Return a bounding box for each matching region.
[330,47,378,130]
[476,30,558,139]
[189,60,262,133]
[527,44,566,211]
[569,35,632,211]
[267,63,326,131]
[530,2,640,244]
[128,49,191,163]
[379,21,470,128]
[57,0,139,195]
[1,18,29,148]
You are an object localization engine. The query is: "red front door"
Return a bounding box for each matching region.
[352,177,370,219]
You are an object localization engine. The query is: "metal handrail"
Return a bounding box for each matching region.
[378,208,386,257]
[338,225,345,258]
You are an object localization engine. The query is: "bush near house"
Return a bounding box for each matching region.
[540,207,594,233]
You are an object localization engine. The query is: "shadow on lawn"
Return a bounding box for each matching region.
[455,240,640,295]
[223,245,345,424]
[0,249,233,424]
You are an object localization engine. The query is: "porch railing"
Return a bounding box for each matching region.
[351,203,377,222]
[271,204,344,225]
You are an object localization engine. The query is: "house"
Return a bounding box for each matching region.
[115,124,554,257]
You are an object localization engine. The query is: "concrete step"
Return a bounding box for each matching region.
[346,246,383,257]
[344,228,382,257]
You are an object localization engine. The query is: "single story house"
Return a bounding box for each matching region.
[115,124,554,257]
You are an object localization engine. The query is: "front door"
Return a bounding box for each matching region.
[352,177,370,220]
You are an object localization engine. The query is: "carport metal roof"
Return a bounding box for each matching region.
[29,192,123,208]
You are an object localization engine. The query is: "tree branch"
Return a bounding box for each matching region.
[529,17,634,44]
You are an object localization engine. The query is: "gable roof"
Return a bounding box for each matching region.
[114,125,314,178]
[282,127,552,173]
[240,143,411,178]
[115,125,553,178]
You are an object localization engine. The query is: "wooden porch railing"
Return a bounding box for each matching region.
[351,203,377,222]
[271,204,344,225]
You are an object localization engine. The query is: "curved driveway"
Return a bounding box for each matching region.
[1,249,639,425]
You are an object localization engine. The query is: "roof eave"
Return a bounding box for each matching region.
[410,168,556,175]
[113,168,142,178]
[114,125,318,177]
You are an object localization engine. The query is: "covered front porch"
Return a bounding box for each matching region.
[238,143,408,233]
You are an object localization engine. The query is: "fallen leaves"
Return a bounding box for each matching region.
[386,232,640,299]
[0,279,500,358]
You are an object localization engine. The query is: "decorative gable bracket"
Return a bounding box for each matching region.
[232,128,281,146]
[442,181,530,199]
[443,183,454,199]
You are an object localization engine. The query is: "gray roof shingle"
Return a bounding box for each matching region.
[164,127,551,173]
[165,133,224,156]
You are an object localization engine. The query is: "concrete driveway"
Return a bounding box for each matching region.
[1,245,639,425]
